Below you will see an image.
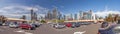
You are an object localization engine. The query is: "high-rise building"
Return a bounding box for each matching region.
[63,15,66,20]
[30,9,34,20]
[30,8,38,21]
[34,12,37,21]
[52,8,58,19]
[66,14,73,20]
[45,11,52,20]
[65,14,70,20]
[74,14,77,20]
[87,10,92,20]
[79,11,83,20]
[57,11,62,20]
[45,8,63,20]
[76,10,93,20]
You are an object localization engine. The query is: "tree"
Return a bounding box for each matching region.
[114,14,119,21]
[58,20,64,23]
[99,17,103,19]
[40,20,46,23]
[51,19,57,23]
[105,14,113,22]
[104,14,120,22]
[0,15,6,23]
[51,19,64,23]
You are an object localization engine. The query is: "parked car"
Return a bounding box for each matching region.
[2,22,10,26]
[30,23,42,27]
[9,23,19,28]
[112,24,120,34]
[19,23,36,30]
[71,22,81,28]
[79,22,91,25]
[0,22,3,26]
[113,20,120,34]
[65,22,72,27]
[51,23,57,27]
[53,23,66,29]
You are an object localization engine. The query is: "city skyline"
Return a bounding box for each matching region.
[0,0,120,20]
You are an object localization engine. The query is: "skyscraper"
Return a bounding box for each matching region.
[34,12,37,21]
[52,8,58,19]
[74,14,77,20]
[82,10,93,20]
[63,15,66,20]
[57,11,62,20]
[30,8,38,21]
[45,11,52,20]
[30,9,34,20]
[79,11,83,20]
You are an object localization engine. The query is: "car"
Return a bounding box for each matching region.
[66,22,81,28]
[2,22,10,26]
[79,22,91,25]
[9,23,19,28]
[51,23,57,27]
[0,22,3,26]
[73,22,81,28]
[30,23,41,28]
[112,24,120,34]
[49,23,58,27]
[31,23,42,27]
[65,22,72,27]
[111,20,120,34]
[53,23,66,29]
[71,23,76,28]
[19,23,36,30]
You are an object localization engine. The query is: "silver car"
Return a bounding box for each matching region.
[53,23,66,29]
[113,25,120,34]
[9,23,19,28]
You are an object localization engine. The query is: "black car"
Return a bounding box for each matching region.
[30,23,41,27]
[0,22,3,26]
[71,22,81,28]
[79,22,91,25]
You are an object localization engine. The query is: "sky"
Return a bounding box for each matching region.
[0,0,120,19]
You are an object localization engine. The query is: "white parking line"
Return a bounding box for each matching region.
[74,31,86,34]
[14,30,25,33]
[0,29,4,32]
[14,30,33,34]
[3,27,7,28]
[25,32,33,34]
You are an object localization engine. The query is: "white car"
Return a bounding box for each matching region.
[9,23,19,28]
[112,24,120,34]
[53,23,66,29]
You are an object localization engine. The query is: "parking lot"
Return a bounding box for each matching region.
[0,23,101,34]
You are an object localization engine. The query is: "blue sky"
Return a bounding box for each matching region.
[0,0,120,19]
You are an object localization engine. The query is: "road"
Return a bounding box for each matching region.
[0,23,101,34]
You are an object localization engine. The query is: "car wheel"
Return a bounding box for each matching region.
[28,28,31,30]
[30,27,35,30]
[71,26,75,28]
[20,27,23,29]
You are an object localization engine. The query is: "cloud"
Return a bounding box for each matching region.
[0,5,49,20]
[94,10,120,18]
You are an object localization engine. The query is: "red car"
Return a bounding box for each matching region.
[65,23,72,27]
[19,23,35,30]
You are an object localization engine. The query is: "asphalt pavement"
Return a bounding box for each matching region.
[0,23,101,34]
